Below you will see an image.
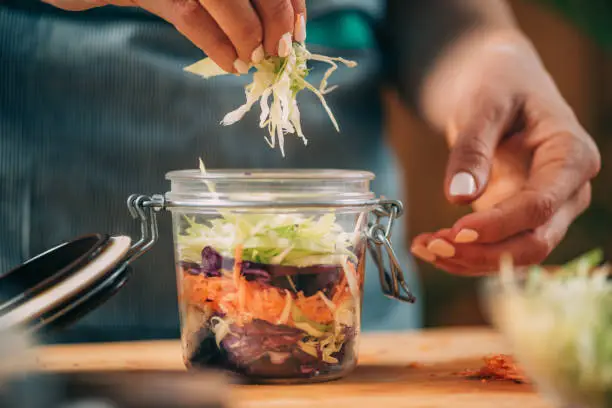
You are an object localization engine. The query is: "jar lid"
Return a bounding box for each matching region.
[0,233,133,332]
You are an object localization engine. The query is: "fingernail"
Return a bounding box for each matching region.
[449,172,477,197]
[251,44,264,64]
[295,14,306,43]
[454,228,479,244]
[427,239,456,258]
[411,245,436,263]
[278,32,292,57]
[233,59,250,75]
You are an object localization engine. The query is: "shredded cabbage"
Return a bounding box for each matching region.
[178,212,357,267]
[495,250,612,405]
[184,43,357,157]
[180,159,358,266]
[210,316,234,347]
[293,297,355,364]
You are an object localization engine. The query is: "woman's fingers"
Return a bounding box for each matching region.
[412,232,479,275]
[449,132,599,245]
[45,0,307,70]
[444,94,517,205]
[413,183,591,274]
[136,0,237,73]
[251,0,295,57]
[411,229,453,263]
[411,233,437,263]
[198,0,264,67]
[290,0,307,43]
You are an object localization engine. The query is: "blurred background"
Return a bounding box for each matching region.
[386,0,612,328]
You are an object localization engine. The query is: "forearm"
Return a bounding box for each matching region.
[385,0,528,130]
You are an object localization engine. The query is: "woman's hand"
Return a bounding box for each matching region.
[410,31,601,274]
[42,0,307,74]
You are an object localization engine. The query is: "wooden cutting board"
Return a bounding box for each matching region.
[33,328,553,408]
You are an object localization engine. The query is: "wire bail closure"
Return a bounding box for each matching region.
[125,194,416,304]
[366,200,416,303]
[125,194,164,264]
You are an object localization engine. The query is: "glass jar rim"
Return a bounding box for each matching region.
[164,168,377,209]
[165,169,375,182]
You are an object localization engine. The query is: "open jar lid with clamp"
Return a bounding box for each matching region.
[0,168,415,384]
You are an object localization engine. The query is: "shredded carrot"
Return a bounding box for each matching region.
[332,261,359,306]
[181,253,360,327]
[295,291,334,323]
[251,289,263,319]
[233,245,243,287]
[332,279,347,305]
[333,276,347,300]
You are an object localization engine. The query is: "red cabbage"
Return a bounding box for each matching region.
[201,246,222,274]
[184,246,347,291]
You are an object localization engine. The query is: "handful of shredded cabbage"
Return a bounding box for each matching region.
[184,43,357,157]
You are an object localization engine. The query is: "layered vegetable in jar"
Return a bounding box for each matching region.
[176,211,365,382]
[163,167,395,383]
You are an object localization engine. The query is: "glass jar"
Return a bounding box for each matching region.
[0,168,414,385]
[143,169,414,384]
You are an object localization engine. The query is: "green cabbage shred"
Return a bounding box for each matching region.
[184,43,357,157]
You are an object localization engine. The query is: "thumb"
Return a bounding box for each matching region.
[445,103,514,205]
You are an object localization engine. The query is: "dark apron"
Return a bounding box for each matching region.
[0,0,422,342]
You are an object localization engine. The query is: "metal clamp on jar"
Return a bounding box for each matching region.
[0,169,415,384]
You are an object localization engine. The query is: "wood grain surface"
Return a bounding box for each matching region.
[33,328,553,408]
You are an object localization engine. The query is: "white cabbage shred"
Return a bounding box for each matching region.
[184,43,357,157]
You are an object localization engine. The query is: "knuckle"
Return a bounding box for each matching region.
[201,32,234,59]
[480,99,510,126]
[527,193,556,226]
[468,88,513,127]
[236,22,262,48]
[452,137,491,169]
[566,129,602,180]
[169,0,202,23]
[556,127,601,180]
[585,139,602,179]
[255,0,292,24]
[268,0,293,21]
